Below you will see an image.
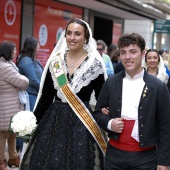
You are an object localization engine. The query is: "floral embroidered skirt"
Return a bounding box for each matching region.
[19,101,104,170]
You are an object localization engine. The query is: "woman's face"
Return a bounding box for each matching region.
[36,43,40,55]
[66,23,85,51]
[146,51,159,68]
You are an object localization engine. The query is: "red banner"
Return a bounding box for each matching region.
[112,23,122,44]
[34,0,83,66]
[0,0,21,62]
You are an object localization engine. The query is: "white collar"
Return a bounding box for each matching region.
[125,69,144,80]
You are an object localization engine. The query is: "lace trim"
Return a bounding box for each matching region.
[156,72,169,84]
[49,52,104,102]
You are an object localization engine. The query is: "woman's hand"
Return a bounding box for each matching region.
[101,107,109,115]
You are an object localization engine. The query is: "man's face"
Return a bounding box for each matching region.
[119,44,145,78]
[97,44,104,56]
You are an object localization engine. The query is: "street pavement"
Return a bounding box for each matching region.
[5,143,170,170]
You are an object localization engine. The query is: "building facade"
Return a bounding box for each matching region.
[1,0,170,65]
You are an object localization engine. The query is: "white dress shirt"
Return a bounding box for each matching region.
[108,69,145,141]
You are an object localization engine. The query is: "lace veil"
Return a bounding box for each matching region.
[34,18,107,109]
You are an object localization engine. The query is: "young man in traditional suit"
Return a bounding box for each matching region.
[95,33,170,170]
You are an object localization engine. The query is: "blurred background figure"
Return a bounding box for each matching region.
[0,41,29,170]
[104,44,108,54]
[16,37,43,153]
[114,60,125,74]
[111,49,120,70]
[17,37,43,112]
[143,49,170,92]
[107,44,119,70]
[158,50,170,76]
[162,52,170,69]
[96,40,114,77]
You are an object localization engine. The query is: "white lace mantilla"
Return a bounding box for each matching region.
[156,72,169,84]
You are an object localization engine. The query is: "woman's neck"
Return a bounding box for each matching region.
[147,67,158,76]
[67,49,87,59]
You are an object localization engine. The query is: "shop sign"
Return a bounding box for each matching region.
[154,20,170,34]
[34,0,83,66]
[0,0,21,63]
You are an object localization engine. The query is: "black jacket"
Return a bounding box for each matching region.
[95,70,170,165]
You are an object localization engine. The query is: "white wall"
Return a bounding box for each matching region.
[124,20,153,49]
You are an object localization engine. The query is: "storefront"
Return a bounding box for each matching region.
[0,0,21,59]
[0,0,83,66]
[1,0,168,66]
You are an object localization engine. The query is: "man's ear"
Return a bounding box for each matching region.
[142,50,146,59]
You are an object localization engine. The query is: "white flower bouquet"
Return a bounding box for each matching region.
[8,111,37,142]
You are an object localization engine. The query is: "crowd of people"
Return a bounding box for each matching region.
[0,18,170,170]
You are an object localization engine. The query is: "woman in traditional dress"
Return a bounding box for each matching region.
[143,49,170,91]
[20,18,107,170]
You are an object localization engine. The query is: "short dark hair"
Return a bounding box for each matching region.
[96,40,106,49]
[110,49,120,62]
[145,49,160,62]
[0,41,15,61]
[107,43,118,56]
[65,18,90,44]
[118,33,146,52]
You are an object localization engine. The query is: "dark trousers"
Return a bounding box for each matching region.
[105,143,157,170]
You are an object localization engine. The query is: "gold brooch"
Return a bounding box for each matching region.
[143,86,148,98]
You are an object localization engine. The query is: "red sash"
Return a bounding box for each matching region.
[109,120,155,151]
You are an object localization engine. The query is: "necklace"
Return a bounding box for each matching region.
[70,62,74,69]
[68,54,84,70]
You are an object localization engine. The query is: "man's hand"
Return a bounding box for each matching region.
[157,165,169,170]
[111,118,124,133]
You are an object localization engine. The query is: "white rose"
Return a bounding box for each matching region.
[10,111,37,136]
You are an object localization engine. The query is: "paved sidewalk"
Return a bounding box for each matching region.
[5,143,170,170]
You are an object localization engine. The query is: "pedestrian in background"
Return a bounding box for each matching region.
[107,43,118,70]
[97,40,114,77]
[0,41,29,170]
[16,37,43,153]
[17,37,43,111]
[159,50,170,77]
[95,33,170,170]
